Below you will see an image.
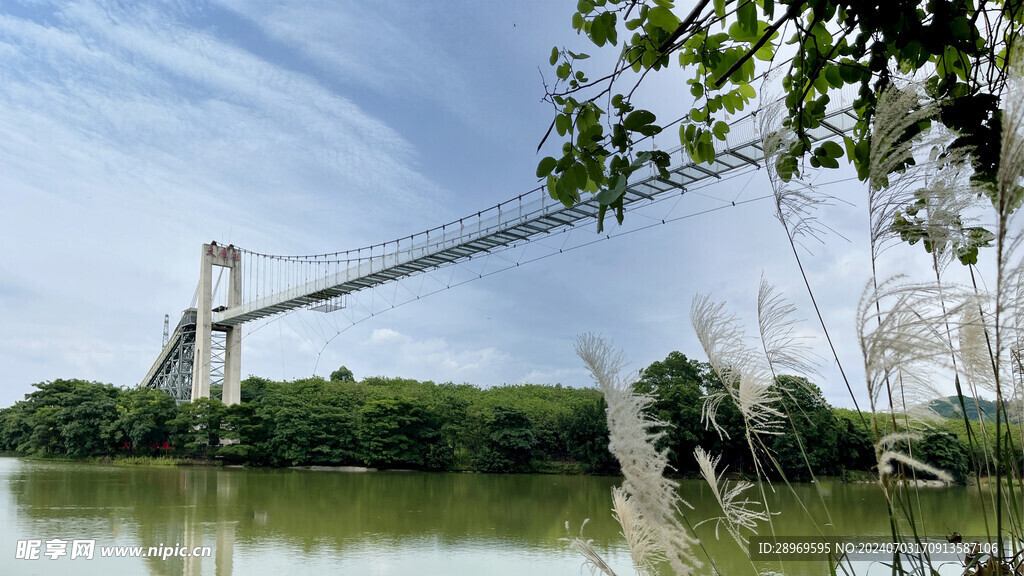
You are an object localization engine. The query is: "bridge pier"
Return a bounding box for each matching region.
[192,243,242,406]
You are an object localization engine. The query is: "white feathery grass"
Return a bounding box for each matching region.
[562,519,619,576]
[958,283,1024,418]
[735,367,785,434]
[868,83,939,191]
[575,334,701,576]
[868,83,946,261]
[857,277,964,415]
[611,486,664,576]
[1011,276,1024,424]
[759,96,836,246]
[997,46,1024,210]
[876,432,954,484]
[693,447,769,546]
[888,139,991,272]
[691,295,783,439]
[757,276,819,379]
[898,146,984,273]
[959,304,999,395]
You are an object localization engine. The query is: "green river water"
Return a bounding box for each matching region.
[0,457,1001,576]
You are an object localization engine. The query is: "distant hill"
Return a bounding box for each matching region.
[928,396,1016,423]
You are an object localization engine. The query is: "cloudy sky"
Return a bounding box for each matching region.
[0,0,972,411]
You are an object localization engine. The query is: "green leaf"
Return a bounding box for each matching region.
[637,124,662,136]
[546,174,560,200]
[728,21,756,42]
[577,0,594,12]
[549,47,559,66]
[949,16,971,41]
[808,22,832,48]
[561,162,578,191]
[754,42,774,61]
[698,138,715,164]
[737,1,756,35]
[602,12,617,45]
[590,17,607,46]
[646,6,681,32]
[595,173,627,204]
[712,120,730,139]
[557,63,571,80]
[813,73,829,96]
[690,107,708,122]
[820,140,843,158]
[555,114,570,136]
[722,92,737,113]
[623,109,657,130]
[824,65,843,89]
[838,63,861,83]
[597,204,608,232]
[713,0,725,18]
[536,157,557,178]
[817,155,839,169]
[776,154,797,180]
[572,162,587,187]
[843,136,855,160]
[738,83,756,100]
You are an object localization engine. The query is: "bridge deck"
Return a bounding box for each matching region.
[213,99,858,328]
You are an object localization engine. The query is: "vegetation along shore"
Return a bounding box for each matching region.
[0,354,1001,484]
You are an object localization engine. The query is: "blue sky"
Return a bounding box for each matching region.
[0,0,957,411]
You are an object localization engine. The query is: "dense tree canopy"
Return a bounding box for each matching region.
[0,363,973,483]
[0,377,615,474]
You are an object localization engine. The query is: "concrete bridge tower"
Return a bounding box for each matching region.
[192,242,242,406]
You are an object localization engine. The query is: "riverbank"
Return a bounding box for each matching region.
[3,371,998,484]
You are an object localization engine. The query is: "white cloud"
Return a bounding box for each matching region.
[358,328,510,383]
[517,367,591,386]
[369,328,407,345]
[212,0,479,127]
[0,0,465,405]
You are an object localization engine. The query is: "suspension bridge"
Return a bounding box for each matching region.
[140,96,859,404]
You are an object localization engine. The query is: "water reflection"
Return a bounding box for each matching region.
[0,458,1005,576]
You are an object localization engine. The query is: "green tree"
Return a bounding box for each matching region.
[255,391,359,466]
[9,380,123,457]
[115,388,179,454]
[60,383,121,457]
[430,384,473,468]
[633,352,707,473]
[768,376,841,480]
[359,397,442,468]
[698,367,748,471]
[220,401,268,464]
[330,366,355,382]
[563,394,618,473]
[477,406,538,473]
[916,430,970,485]
[170,397,225,458]
[539,0,1022,242]
[0,403,32,452]
[19,380,81,455]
